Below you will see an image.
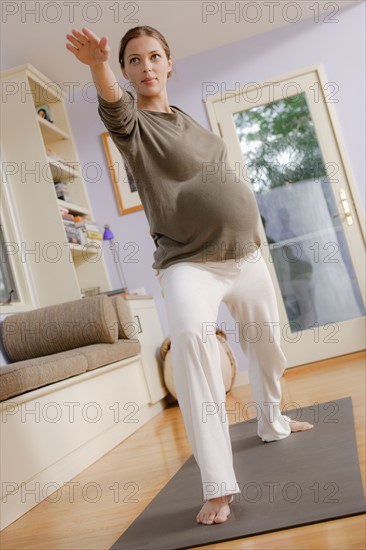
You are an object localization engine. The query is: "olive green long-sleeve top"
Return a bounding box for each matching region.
[97,91,261,270]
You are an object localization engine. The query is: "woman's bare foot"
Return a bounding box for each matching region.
[196,422,313,525]
[289,420,314,432]
[196,494,234,525]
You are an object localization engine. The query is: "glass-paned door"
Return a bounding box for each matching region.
[208,68,365,366]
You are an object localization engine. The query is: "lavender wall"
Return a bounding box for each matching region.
[66,2,365,372]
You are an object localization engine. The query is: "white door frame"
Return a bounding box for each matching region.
[204,63,365,367]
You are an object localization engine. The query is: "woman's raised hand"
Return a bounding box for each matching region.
[66,27,110,66]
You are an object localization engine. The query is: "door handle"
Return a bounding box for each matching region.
[337,188,354,225]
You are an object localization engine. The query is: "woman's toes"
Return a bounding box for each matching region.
[290,420,314,432]
[214,510,229,523]
[206,513,215,524]
[302,421,314,430]
[197,497,233,524]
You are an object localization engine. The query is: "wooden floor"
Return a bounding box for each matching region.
[1,351,365,550]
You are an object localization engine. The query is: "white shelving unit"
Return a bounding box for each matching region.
[1,63,111,306]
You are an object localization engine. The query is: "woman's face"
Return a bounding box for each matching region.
[121,35,172,97]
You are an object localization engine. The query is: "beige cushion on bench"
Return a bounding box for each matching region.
[0,295,143,402]
[79,339,142,371]
[109,296,138,340]
[0,340,142,401]
[0,349,88,401]
[2,295,119,362]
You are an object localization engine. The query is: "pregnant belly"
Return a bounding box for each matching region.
[175,175,259,241]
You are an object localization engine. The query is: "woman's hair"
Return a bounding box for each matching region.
[119,26,172,79]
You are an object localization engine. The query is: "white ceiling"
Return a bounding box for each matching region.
[1,0,362,90]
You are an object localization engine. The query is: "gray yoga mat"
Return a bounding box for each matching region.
[110,396,366,550]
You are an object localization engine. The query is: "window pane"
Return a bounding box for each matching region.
[233,93,365,332]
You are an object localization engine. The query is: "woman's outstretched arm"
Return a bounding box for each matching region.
[66,26,122,103]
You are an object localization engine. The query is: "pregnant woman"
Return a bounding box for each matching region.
[66,25,314,526]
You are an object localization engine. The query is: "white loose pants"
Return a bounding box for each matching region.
[155,252,292,501]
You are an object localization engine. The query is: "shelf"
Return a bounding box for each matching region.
[66,242,102,256]
[38,117,70,143]
[57,199,89,216]
[1,63,112,304]
[49,158,81,181]
[26,70,63,103]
